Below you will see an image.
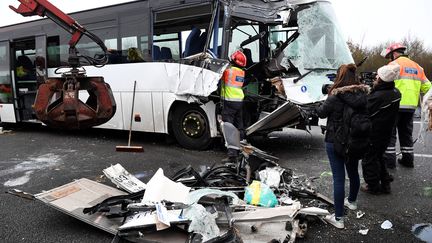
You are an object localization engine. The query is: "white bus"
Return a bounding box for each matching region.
[0,0,353,149]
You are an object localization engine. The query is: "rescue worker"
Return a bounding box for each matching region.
[381,43,431,168]
[221,50,247,163]
[361,64,401,194]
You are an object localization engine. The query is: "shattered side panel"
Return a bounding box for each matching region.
[35,178,126,235]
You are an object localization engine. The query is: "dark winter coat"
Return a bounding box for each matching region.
[316,84,370,143]
[367,81,401,148]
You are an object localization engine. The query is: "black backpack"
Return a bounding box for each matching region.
[334,104,371,160]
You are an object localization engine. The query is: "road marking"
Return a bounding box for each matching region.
[415,154,432,158]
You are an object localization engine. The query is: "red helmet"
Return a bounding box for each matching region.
[230,50,247,67]
[381,43,407,59]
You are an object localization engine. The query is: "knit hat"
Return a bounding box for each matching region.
[377,64,400,82]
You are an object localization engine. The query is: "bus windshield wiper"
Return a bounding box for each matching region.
[293,67,338,83]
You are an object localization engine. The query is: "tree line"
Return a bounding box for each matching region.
[348,36,432,80]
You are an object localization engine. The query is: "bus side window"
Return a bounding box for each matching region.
[153,33,180,61]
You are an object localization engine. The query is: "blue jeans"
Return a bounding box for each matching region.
[325,142,360,218]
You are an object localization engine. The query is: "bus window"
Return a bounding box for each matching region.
[47,36,60,68]
[119,9,151,63]
[0,44,12,103]
[15,45,36,82]
[229,25,260,64]
[153,33,180,60]
[121,36,145,63]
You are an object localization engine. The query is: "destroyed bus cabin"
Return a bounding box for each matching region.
[0,0,354,149]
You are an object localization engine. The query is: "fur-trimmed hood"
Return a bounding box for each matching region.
[330,84,370,96]
[331,84,370,109]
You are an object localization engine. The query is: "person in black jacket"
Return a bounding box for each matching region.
[316,63,370,229]
[361,64,401,194]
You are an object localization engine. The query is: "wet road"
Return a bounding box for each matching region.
[0,123,430,242]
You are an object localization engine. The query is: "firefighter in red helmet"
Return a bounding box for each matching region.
[220,50,247,163]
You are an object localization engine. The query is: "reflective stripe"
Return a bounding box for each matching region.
[399,75,426,82]
[401,151,414,154]
[399,105,417,110]
[385,151,396,154]
[227,145,240,150]
[222,97,243,102]
[401,147,413,149]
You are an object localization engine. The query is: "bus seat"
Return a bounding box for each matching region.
[183,27,201,57]
[242,48,253,68]
[160,47,173,60]
[153,45,161,60]
[198,31,207,52]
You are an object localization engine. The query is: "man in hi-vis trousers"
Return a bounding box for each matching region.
[381,43,431,168]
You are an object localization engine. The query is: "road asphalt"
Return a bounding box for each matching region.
[0,123,430,242]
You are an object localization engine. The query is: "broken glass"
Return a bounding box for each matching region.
[284,2,353,72]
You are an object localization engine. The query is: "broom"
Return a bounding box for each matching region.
[116,81,144,152]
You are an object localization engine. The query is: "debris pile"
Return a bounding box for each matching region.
[15,145,334,242]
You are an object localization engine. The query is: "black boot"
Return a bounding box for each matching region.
[381,182,391,194]
[398,158,414,168]
[360,184,381,195]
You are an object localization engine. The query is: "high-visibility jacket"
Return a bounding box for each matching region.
[221,66,245,102]
[390,56,431,110]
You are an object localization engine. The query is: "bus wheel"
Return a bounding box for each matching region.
[172,104,211,150]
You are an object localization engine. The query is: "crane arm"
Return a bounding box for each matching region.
[8,0,115,129]
[10,0,85,48]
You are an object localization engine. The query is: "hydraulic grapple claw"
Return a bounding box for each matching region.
[33,76,116,129]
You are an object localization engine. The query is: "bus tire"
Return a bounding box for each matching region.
[171,104,211,150]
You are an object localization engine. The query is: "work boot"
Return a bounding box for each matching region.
[381,182,391,194]
[398,158,414,168]
[386,162,396,169]
[360,184,380,195]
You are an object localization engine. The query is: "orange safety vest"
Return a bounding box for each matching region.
[221,66,245,102]
[391,57,431,109]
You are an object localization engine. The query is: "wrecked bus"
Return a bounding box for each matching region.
[0,0,353,149]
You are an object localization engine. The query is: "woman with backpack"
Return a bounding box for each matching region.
[316,63,370,229]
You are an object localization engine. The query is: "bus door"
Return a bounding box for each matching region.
[11,35,47,122]
[0,40,17,123]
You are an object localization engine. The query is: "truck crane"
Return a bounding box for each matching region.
[10,0,116,129]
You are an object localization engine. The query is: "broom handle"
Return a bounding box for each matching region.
[128,81,137,146]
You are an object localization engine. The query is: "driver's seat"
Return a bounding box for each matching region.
[243,48,253,68]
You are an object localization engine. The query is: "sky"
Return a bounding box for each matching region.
[1,0,431,49]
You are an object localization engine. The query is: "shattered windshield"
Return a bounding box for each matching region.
[271,1,353,73]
